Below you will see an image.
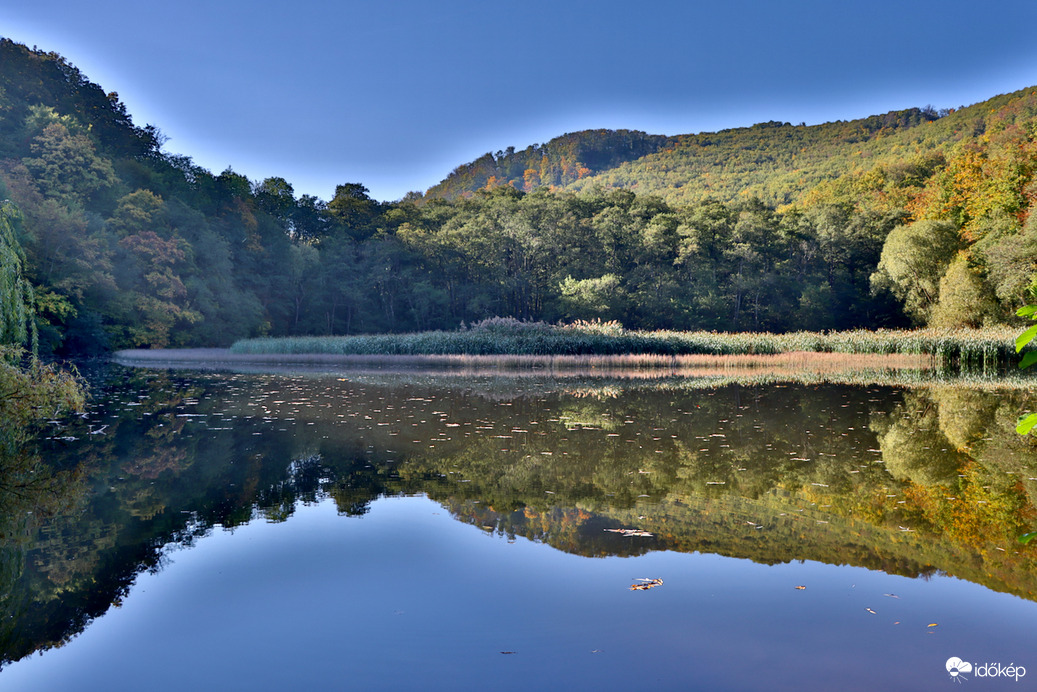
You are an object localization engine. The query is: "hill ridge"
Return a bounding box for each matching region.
[424,91,1037,208]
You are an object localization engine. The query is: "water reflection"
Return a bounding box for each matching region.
[2,364,1036,674]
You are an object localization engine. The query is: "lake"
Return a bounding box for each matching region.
[1,362,1035,690]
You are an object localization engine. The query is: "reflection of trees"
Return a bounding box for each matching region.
[868,387,1037,544]
[5,369,1037,669]
[872,392,964,486]
[408,383,1037,599]
[0,368,389,668]
[935,388,999,450]
[0,443,88,664]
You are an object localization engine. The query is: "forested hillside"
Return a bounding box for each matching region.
[425,108,944,206]
[1,37,1036,356]
[567,109,943,207]
[424,129,674,200]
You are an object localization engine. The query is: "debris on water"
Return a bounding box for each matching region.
[794,585,806,590]
[500,651,516,655]
[605,528,653,537]
[927,623,939,628]
[883,593,900,599]
[629,578,663,591]
[866,608,876,614]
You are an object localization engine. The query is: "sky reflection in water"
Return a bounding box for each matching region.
[4,496,1035,692]
[2,367,1036,690]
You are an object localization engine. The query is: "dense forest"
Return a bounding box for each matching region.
[1,38,1036,357]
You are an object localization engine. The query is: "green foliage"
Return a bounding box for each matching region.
[426,109,948,208]
[871,220,961,323]
[1,37,1037,352]
[0,202,34,353]
[424,130,672,200]
[21,116,117,203]
[930,255,1000,328]
[0,348,84,433]
[559,274,623,320]
[230,325,1024,374]
[1015,301,1037,434]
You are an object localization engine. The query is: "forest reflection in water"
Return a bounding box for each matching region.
[2,363,1036,689]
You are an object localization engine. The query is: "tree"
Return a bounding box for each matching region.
[0,200,84,456]
[328,183,379,241]
[559,274,623,321]
[0,202,35,353]
[870,220,961,323]
[292,195,330,242]
[107,191,200,347]
[21,110,117,203]
[929,255,999,328]
[254,176,296,228]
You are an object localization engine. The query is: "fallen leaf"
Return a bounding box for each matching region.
[605,528,654,537]
[794,585,806,590]
[866,608,876,614]
[630,578,664,591]
[927,623,939,628]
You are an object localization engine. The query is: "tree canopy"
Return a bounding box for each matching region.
[0,38,1036,355]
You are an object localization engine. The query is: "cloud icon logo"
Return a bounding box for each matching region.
[946,657,973,680]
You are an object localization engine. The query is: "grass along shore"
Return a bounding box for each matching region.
[229,319,1026,372]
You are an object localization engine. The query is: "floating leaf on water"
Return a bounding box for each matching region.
[866,608,876,614]
[927,623,939,628]
[605,528,653,537]
[629,578,663,591]
[794,585,806,590]
[883,593,900,599]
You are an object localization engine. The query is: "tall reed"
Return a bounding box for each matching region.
[229,321,1025,372]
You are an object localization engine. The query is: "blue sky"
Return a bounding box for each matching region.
[3,1,1037,201]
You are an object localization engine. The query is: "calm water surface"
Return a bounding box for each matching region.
[2,365,1036,691]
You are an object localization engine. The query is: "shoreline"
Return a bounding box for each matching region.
[113,349,931,369]
[115,348,933,365]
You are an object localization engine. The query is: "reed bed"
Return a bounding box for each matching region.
[116,349,1037,393]
[229,321,1026,373]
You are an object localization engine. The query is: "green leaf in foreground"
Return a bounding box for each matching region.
[1018,532,1037,545]
[1016,413,1037,435]
[1017,305,1037,319]
[1019,351,1037,370]
[1015,323,1037,353]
